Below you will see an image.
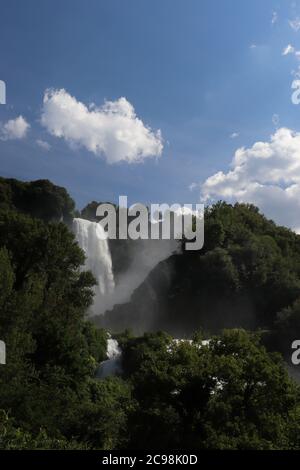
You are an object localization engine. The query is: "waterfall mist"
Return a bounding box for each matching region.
[73,217,179,316]
[104,237,179,312]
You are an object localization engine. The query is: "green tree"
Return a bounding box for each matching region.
[121,330,300,449]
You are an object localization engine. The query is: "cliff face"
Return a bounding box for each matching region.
[98,254,175,335]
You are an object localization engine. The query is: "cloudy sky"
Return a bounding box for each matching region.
[2,0,300,230]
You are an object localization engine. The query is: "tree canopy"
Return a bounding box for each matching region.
[1,177,300,450]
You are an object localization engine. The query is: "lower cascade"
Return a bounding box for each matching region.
[73,218,115,313]
[96,337,122,379]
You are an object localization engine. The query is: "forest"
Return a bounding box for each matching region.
[0,176,300,450]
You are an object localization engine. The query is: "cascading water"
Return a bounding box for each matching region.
[96,337,122,379]
[73,218,115,313]
[73,214,181,316]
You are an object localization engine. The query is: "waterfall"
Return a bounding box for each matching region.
[96,337,122,379]
[0,340,6,365]
[73,217,179,315]
[73,218,115,313]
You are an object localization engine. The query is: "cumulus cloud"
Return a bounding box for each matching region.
[41,89,163,163]
[0,115,30,140]
[201,128,300,232]
[36,139,51,151]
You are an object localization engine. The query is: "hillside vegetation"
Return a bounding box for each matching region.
[0,177,300,449]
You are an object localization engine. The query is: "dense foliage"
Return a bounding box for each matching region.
[0,177,300,449]
[0,177,76,223]
[102,202,300,349]
[119,330,300,449]
[0,208,116,448]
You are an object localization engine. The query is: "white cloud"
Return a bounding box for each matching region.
[41,89,163,164]
[36,139,51,151]
[289,17,300,31]
[201,128,300,232]
[282,44,295,55]
[250,44,257,49]
[230,132,239,139]
[0,115,30,140]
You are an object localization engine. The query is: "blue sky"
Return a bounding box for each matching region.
[2,0,300,228]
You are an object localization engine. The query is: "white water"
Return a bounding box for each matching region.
[96,338,122,379]
[73,216,180,315]
[73,218,115,313]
